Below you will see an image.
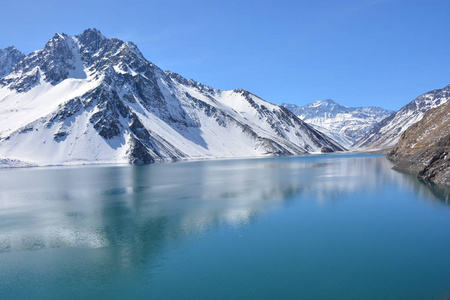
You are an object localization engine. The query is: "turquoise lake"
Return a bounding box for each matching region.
[0,153,450,299]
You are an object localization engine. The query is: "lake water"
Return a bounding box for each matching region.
[0,153,450,300]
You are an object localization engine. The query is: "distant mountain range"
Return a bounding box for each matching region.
[282,100,393,147]
[0,29,343,167]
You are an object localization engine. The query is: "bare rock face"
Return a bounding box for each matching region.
[387,101,450,185]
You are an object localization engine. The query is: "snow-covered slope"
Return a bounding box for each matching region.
[282,99,393,147]
[354,85,450,150]
[0,29,344,166]
[0,46,25,78]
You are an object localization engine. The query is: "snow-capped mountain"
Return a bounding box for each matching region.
[354,85,450,150]
[0,29,344,166]
[0,46,25,78]
[282,99,393,147]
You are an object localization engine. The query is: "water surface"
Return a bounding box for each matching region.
[0,154,449,299]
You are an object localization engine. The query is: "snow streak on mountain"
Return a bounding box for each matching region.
[0,29,344,166]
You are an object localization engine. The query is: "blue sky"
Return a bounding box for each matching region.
[1,0,449,110]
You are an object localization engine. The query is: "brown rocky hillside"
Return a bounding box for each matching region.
[388,101,450,185]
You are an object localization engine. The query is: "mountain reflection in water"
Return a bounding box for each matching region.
[0,154,448,253]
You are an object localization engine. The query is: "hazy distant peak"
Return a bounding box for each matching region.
[312,99,336,105]
[77,28,105,39]
[2,45,18,52]
[282,99,393,146]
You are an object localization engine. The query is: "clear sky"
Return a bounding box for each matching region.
[1,0,449,110]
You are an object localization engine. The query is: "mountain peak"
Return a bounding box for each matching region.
[2,45,18,52]
[53,32,69,39]
[75,28,108,53]
[1,28,157,92]
[44,32,71,48]
[310,99,338,108]
[0,45,25,78]
[0,28,346,165]
[0,45,22,56]
[79,28,104,39]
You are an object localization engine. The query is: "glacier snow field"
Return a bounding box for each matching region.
[0,153,450,300]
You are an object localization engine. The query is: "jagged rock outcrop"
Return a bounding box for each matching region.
[387,101,450,185]
[0,29,345,166]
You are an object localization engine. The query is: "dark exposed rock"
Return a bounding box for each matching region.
[255,137,294,156]
[320,146,334,153]
[6,67,41,93]
[127,136,154,164]
[53,131,68,142]
[129,113,151,140]
[417,137,449,184]
[19,126,34,134]
[48,98,85,125]
[85,86,128,139]
[90,111,122,139]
